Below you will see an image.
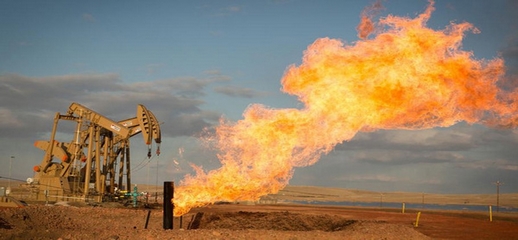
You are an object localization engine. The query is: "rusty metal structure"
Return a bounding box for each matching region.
[29,102,161,202]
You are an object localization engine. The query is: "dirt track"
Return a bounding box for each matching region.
[1,203,518,240]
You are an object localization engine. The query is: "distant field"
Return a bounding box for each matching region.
[1,180,516,208]
[270,185,518,208]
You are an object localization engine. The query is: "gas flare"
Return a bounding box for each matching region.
[356,0,384,39]
[173,0,516,216]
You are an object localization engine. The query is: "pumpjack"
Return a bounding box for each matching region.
[29,102,161,202]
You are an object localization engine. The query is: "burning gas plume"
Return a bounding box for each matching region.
[356,0,384,39]
[173,1,517,216]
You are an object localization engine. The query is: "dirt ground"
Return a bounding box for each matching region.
[1,202,518,240]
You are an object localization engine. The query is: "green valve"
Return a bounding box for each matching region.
[125,184,142,207]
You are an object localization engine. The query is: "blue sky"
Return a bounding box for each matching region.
[1,0,517,195]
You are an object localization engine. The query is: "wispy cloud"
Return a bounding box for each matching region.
[145,63,165,75]
[339,174,441,185]
[456,158,518,171]
[0,107,23,128]
[345,174,400,183]
[226,6,241,12]
[82,13,97,22]
[348,150,463,165]
[212,5,243,17]
[336,128,477,152]
[214,85,268,98]
[271,0,292,4]
[17,41,32,46]
[203,69,232,82]
[209,30,223,37]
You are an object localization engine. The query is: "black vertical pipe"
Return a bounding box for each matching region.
[163,181,174,229]
[145,210,151,229]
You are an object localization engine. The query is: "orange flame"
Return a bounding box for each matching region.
[356,0,384,39]
[173,0,516,216]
